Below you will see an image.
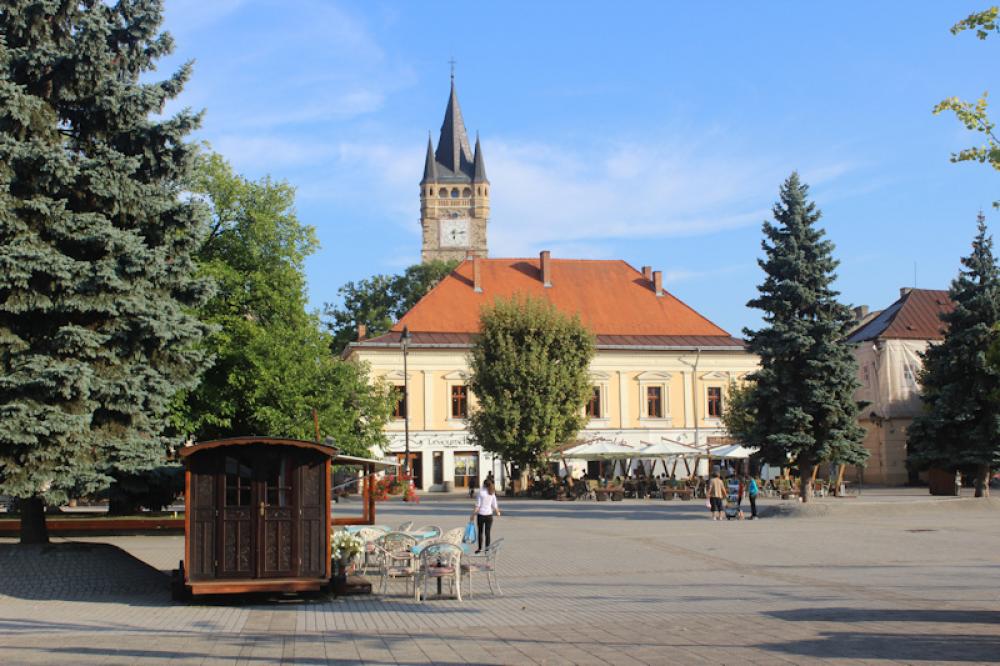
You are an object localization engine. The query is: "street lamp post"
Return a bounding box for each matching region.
[400,326,412,498]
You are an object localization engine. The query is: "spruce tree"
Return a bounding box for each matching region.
[743,173,868,501]
[908,214,1000,497]
[0,2,209,541]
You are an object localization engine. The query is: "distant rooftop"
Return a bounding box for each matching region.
[846,288,953,343]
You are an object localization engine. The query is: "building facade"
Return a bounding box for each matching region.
[847,288,954,485]
[419,78,489,264]
[345,254,758,491]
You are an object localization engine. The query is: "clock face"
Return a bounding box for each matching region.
[440,218,470,248]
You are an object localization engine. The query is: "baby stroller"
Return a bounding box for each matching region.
[724,478,744,520]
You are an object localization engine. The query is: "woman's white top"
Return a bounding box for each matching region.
[475,488,498,516]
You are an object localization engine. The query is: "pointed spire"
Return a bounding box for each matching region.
[422,132,437,183]
[473,132,488,182]
[434,78,474,179]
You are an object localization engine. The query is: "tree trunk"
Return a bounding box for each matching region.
[20,496,49,544]
[974,463,990,498]
[800,462,815,504]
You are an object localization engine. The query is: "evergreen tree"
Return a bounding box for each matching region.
[173,152,393,456]
[908,214,1000,497]
[743,173,868,501]
[0,2,209,541]
[468,296,595,476]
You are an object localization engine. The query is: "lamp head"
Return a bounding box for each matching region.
[400,325,411,350]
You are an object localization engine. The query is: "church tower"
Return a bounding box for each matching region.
[420,77,489,263]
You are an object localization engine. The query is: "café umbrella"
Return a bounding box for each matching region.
[561,440,636,477]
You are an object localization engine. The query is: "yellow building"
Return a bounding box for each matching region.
[344,253,758,491]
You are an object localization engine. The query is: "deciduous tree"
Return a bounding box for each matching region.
[325,260,458,354]
[468,296,595,477]
[934,7,1000,205]
[0,1,210,542]
[173,153,393,457]
[743,174,868,502]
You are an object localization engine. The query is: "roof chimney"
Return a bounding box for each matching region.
[853,305,869,321]
[540,250,552,288]
[900,287,913,298]
[653,270,663,297]
[473,256,483,293]
[642,266,653,282]
[357,323,367,341]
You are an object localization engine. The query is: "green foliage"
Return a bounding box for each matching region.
[934,7,1000,206]
[468,296,596,470]
[908,214,1000,472]
[721,379,756,443]
[742,174,868,477]
[951,7,999,38]
[0,1,210,508]
[325,260,458,353]
[173,152,393,456]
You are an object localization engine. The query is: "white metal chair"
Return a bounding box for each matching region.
[440,527,464,546]
[411,524,441,540]
[461,538,503,598]
[415,541,464,602]
[373,532,418,595]
[355,527,386,574]
[395,521,414,532]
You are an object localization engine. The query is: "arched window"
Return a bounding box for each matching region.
[462,187,472,197]
[477,187,482,195]
[427,187,433,196]
[450,188,459,198]
[438,188,447,198]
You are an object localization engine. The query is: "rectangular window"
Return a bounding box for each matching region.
[392,385,407,419]
[451,385,468,419]
[586,386,602,418]
[646,386,663,418]
[707,386,723,418]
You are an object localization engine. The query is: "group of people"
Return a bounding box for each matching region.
[706,471,759,521]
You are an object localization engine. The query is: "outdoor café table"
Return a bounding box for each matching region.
[412,541,472,596]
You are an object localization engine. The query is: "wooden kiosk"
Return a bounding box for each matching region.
[178,437,337,596]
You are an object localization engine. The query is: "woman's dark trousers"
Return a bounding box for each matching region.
[476,514,493,551]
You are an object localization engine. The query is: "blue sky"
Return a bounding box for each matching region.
[159,1,998,336]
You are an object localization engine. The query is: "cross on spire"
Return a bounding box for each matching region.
[448,57,456,82]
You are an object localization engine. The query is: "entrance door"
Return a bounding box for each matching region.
[218,449,297,580]
[395,452,423,489]
[454,452,479,489]
[219,455,254,578]
[257,449,296,578]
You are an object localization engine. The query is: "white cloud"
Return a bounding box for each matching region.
[295,132,863,258]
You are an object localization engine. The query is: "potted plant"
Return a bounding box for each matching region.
[331,530,364,579]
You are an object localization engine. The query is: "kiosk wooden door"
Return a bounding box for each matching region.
[218,449,297,579]
[257,449,296,578]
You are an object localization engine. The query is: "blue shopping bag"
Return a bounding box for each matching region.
[463,520,477,544]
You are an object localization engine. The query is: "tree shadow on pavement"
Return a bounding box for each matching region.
[764,607,1000,624]
[758,631,1000,662]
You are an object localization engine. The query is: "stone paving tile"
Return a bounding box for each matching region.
[1,498,999,664]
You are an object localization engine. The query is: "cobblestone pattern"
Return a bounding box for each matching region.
[0,495,998,664]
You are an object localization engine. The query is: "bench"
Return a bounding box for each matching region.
[660,485,693,501]
[593,488,624,502]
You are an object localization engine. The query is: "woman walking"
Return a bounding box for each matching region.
[471,479,501,553]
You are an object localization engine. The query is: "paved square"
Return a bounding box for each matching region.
[1,491,998,664]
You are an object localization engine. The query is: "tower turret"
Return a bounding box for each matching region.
[419,77,489,263]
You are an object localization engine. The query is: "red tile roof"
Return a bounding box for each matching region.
[846,288,954,342]
[357,331,744,349]
[349,257,742,351]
